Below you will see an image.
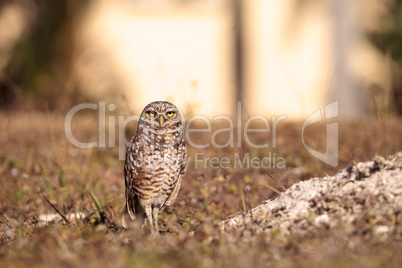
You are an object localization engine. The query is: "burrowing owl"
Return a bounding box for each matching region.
[124,101,187,236]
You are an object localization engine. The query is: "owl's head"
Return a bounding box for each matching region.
[139,101,183,132]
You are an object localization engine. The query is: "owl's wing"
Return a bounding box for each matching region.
[164,174,183,207]
[124,129,143,220]
[164,138,187,207]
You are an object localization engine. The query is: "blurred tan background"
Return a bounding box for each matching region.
[0,0,401,118]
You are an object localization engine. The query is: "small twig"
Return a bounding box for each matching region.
[263,183,282,195]
[240,189,247,212]
[40,189,70,224]
[1,210,14,227]
[262,169,286,191]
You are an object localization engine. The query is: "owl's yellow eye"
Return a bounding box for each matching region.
[166,111,174,117]
[148,111,155,117]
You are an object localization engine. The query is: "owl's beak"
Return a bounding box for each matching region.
[159,116,164,126]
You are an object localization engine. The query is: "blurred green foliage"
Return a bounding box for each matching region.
[369,0,402,114]
[369,1,402,68]
[2,0,90,109]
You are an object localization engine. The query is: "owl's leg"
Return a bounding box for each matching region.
[144,205,154,235]
[152,207,160,235]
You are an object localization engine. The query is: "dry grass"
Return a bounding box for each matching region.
[0,111,401,267]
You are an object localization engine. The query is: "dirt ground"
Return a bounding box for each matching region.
[0,112,402,267]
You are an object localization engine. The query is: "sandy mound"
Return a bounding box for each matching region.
[221,152,402,241]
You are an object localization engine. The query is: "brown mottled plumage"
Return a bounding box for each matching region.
[124,101,187,236]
